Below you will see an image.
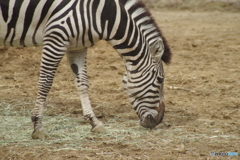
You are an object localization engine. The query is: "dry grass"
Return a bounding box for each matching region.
[0,5,240,160]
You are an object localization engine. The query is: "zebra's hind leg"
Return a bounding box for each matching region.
[31,44,66,139]
[67,49,105,133]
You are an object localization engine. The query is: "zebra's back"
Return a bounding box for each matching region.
[0,0,81,47]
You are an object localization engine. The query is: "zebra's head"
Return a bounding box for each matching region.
[122,39,168,129]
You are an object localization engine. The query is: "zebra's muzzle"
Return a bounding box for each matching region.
[140,102,165,129]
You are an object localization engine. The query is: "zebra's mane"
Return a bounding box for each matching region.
[124,0,172,64]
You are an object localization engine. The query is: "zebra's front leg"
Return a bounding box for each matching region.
[67,50,105,132]
[31,45,66,139]
[31,94,49,139]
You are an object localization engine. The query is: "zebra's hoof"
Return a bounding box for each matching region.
[31,130,49,139]
[91,124,106,133]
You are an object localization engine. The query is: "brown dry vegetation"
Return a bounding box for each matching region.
[0,3,240,160]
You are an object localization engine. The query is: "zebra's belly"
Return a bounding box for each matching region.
[0,38,43,47]
[0,15,44,47]
[0,24,44,47]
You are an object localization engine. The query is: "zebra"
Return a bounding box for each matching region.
[0,0,171,139]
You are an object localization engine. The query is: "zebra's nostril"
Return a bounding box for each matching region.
[139,102,165,129]
[140,114,158,129]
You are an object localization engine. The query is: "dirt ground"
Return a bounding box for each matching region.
[0,10,239,160]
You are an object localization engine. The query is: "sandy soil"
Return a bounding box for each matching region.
[0,11,239,159]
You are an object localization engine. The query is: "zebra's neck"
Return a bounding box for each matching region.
[102,0,161,73]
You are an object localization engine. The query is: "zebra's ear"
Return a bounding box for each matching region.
[150,39,164,63]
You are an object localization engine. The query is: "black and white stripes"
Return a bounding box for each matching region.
[0,0,171,138]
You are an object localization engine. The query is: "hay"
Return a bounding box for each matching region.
[0,100,239,159]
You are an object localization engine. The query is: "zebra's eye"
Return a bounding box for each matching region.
[157,77,164,83]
